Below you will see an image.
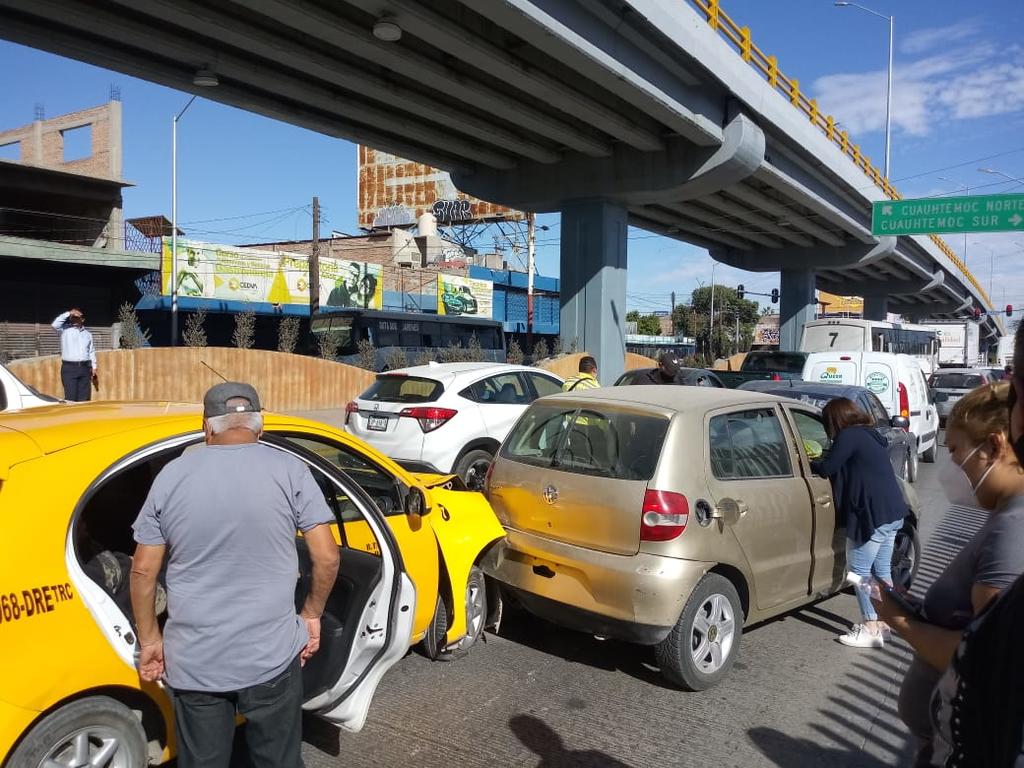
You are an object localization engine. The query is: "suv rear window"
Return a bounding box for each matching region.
[502,404,669,481]
[931,373,984,389]
[360,375,443,403]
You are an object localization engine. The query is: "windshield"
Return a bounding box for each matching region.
[742,352,807,373]
[360,375,443,403]
[931,373,984,390]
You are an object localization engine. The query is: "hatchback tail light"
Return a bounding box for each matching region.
[898,382,910,418]
[484,460,496,494]
[344,401,358,426]
[640,489,689,542]
[399,406,457,433]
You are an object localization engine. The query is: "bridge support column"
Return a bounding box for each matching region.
[779,269,816,352]
[559,200,628,384]
[863,296,888,321]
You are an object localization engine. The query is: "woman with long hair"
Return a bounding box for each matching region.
[875,381,1024,765]
[811,397,907,648]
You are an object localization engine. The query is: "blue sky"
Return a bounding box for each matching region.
[2,0,1022,314]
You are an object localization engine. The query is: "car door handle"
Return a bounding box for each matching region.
[814,495,833,507]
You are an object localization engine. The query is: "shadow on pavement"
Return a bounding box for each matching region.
[496,604,678,690]
[747,726,893,768]
[509,714,635,768]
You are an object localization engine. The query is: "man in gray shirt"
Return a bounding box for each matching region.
[130,382,340,768]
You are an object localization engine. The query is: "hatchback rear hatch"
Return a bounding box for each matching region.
[931,371,986,402]
[488,400,671,556]
[346,373,449,459]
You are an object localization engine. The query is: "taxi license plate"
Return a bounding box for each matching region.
[367,415,388,431]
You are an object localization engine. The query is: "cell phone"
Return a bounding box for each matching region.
[875,581,925,619]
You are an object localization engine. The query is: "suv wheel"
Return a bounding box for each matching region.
[7,695,147,768]
[454,449,493,491]
[655,574,743,691]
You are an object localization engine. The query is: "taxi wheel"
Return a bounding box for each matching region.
[451,566,488,653]
[420,593,449,661]
[8,695,147,768]
[656,574,743,691]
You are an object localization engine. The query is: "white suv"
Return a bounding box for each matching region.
[345,362,564,488]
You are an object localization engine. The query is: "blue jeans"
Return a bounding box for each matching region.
[847,519,904,621]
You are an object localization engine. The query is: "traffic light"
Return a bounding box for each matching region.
[736,284,745,300]
[771,288,780,304]
[1008,304,1014,317]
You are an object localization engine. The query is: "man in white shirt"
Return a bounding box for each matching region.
[52,308,97,401]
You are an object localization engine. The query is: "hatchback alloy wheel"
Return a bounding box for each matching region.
[691,594,736,674]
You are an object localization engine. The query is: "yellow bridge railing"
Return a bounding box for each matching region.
[689,0,991,308]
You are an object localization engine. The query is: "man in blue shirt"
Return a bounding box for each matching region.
[51,308,97,401]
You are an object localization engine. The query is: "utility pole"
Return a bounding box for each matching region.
[527,212,536,350]
[670,291,676,333]
[310,196,320,318]
[708,262,717,360]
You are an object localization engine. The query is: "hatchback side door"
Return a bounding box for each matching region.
[704,405,815,611]
[782,407,845,597]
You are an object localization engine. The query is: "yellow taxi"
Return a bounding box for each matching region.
[0,402,504,767]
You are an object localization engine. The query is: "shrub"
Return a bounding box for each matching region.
[355,338,378,370]
[183,308,208,348]
[231,310,255,349]
[531,339,549,365]
[384,346,408,371]
[317,331,341,361]
[118,303,151,349]
[277,316,300,354]
[506,338,523,365]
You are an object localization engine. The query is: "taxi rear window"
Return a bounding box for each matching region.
[502,404,668,481]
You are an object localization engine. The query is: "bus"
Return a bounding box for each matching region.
[800,318,940,373]
[311,308,506,370]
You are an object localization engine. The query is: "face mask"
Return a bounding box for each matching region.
[939,448,980,507]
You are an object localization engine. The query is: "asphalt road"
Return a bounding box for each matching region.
[286,443,974,768]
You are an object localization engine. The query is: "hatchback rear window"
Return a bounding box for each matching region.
[502,404,669,481]
[932,373,984,389]
[360,375,443,403]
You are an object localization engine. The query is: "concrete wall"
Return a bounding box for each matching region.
[538,351,656,380]
[0,102,122,180]
[9,347,375,411]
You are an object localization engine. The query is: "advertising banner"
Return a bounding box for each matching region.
[161,238,383,309]
[817,291,864,315]
[358,146,524,229]
[753,314,780,346]
[436,273,493,318]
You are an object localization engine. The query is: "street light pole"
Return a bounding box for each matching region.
[834,3,894,178]
[708,261,717,360]
[171,94,197,347]
[978,167,1024,187]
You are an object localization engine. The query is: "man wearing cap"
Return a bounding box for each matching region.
[130,382,340,768]
[52,307,97,401]
[639,353,682,384]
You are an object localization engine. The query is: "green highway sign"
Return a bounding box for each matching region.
[872,193,1024,235]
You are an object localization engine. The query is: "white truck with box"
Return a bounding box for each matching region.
[922,321,981,368]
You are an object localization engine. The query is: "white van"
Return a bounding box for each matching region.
[803,352,939,462]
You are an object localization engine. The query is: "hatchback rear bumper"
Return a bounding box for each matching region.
[481,529,712,643]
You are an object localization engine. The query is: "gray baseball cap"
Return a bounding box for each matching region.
[203,382,262,418]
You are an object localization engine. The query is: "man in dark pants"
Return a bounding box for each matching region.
[52,308,97,401]
[130,383,341,767]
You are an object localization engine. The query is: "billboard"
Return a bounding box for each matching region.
[753,314,780,346]
[817,291,864,315]
[437,273,493,318]
[357,146,524,229]
[161,238,383,309]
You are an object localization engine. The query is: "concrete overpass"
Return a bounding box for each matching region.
[0,0,998,380]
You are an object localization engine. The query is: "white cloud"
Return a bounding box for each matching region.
[812,36,1024,137]
[900,20,982,55]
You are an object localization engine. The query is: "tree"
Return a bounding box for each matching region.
[183,308,208,348]
[507,338,524,365]
[117,303,151,349]
[277,316,300,354]
[689,286,760,360]
[231,310,255,350]
[626,310,662,336]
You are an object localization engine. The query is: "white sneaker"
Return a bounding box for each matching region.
[838,624,886,648]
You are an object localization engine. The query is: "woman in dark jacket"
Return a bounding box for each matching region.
[811,397,906,648]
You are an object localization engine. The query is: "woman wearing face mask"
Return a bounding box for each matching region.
[811,398,907,648]
[881,381,1024,766]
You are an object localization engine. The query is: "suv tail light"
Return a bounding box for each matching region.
[399,406,457,433]
[898,382,910,418]
[770,372,782,381]
[344,401,358,426]
[640,490,689,542]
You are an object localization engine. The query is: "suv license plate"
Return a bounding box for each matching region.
[367,415,388,431]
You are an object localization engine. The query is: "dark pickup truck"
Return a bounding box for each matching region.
[714,350,809,388]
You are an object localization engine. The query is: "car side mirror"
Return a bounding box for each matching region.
[890,416,910,431]
[405,486,430,517]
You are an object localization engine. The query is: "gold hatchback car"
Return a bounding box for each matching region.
[482,387,921,690]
